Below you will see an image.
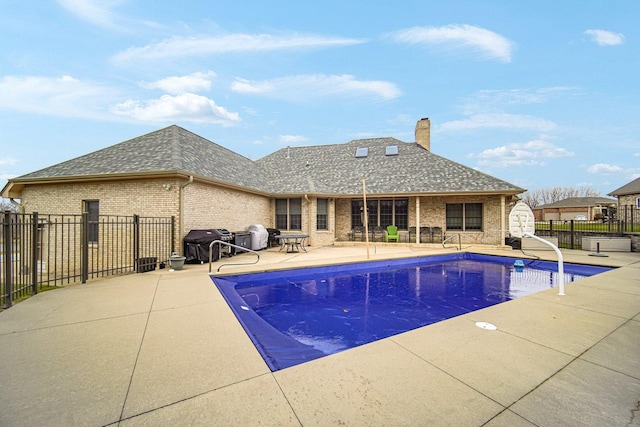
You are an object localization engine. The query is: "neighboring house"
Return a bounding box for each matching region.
[609,177,640,224]
[609,177,640,208]
[1,118,524,251]
[532,197,618,221]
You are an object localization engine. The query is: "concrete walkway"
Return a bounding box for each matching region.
[0,245,639,426]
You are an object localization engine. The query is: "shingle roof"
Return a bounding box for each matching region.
[609,177,640,197]
[536,197,617,209]
[255,137,524,195]
[9,125,524,197]
[18,125,265,191]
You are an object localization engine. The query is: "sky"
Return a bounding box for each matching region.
[1,0,638,198]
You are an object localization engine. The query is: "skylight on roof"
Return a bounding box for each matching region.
[355,147,368,158]
[386,145,399,156]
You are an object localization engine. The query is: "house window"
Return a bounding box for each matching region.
[83,200,99,243]
[317,198,328,230]
[351,198,408,229]
[276,198,302,230]
[394,199,408,229]
[380,199,393,227]
[446,203,483,231]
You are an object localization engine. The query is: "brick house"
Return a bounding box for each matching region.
[532,197,618,221]
[609,177,640,209]
[609,177,640,225]
[2,118,524,251]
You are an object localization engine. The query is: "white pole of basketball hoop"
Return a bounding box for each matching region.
[510,202,565,295]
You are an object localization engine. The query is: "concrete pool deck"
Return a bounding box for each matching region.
[0,244,639,426]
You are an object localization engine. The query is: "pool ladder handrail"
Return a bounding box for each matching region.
[442,233,461,251]
[208,240,260,273]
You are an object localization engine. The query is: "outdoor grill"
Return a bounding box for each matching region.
[183,228,234,263]
[212,228,234,257]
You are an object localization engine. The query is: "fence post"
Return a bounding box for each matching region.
[133,214,140,271]
[31,212,39,295]
[81,212,89,284]
[569,219,575,249]
[3,211,13,308]
[171,215,176,253]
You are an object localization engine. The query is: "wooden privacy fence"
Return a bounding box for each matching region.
[1,212,175,308]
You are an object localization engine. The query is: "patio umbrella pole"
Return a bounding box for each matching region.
[362,177,370,259]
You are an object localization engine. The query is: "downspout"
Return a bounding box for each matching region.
[179,176,194,254]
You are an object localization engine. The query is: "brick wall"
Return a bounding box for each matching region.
[20,179,180,217]
[19,180,510,249]
[416,195,505,245]
[182,182,272,233]
[19,178,274,254]
[336,195,506,245]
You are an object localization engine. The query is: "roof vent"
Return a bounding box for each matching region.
[355,147,368,158]
[385,145,398,156]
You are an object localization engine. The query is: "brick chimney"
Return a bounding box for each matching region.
[415,117,430,151]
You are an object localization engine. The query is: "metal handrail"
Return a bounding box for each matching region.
[442,234,461,251]
[208,240,260,273]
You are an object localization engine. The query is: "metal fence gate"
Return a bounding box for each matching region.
[1,212,175,308]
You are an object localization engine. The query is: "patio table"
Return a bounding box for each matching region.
[275,234,309,253]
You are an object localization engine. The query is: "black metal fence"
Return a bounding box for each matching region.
[1,211,175,308]
[534,205,639,250]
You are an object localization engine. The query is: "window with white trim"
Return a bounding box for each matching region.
[276,198,302,230]
[446,203,483,231]
[317,198,328,230]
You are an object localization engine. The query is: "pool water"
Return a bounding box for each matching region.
[211,253,611,371]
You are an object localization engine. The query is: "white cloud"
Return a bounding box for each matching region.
[114,33,365,63]
[440,113,557,132]
[0,75,117,119]
[0,158,18,166]
[231,74,401,102]
[586,163,624,174]
[57,0,128,31]
[469,137,574,168]
[110,93,240,126]
[140,71,216,95]
[461,87,576,113]
[584,29,625,46]
[279,135,308,144]
[386,24,514,62]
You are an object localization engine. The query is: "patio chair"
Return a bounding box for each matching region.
[420,227,431,243]
[372,225,385,242]
[351,226,364,241]
[431,227,443,243]
[409,226,417,242]
[385,225,400,243]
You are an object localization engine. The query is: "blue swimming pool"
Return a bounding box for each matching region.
[211,253,611,371]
